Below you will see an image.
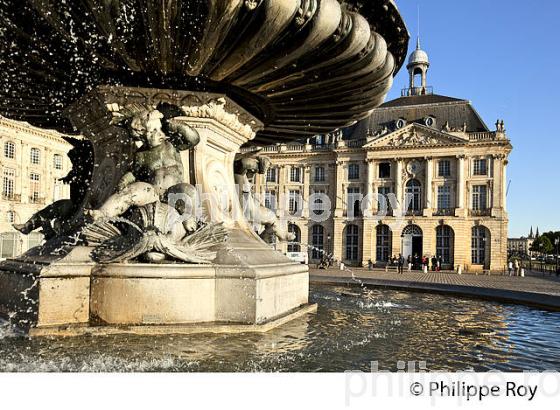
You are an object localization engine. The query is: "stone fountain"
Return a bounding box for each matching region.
[0,0,408,336]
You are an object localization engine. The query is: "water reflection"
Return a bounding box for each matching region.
[1,285,559,372]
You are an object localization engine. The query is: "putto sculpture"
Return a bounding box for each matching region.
[234,151,294,244]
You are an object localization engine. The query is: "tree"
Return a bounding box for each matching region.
[530,236,554,254]
[542,231,560,250]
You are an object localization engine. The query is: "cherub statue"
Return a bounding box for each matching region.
[88,103,200,233]
[84,103,228,263]
[234,151,294,243]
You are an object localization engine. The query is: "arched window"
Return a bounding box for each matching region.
[311,225,324,260]
[436,225,454,264]
[345,224,359,261]
[376,224,392,262]
[30,147,41,165]
[287,224,301,253]
[472,226,488,265]
[4,141,15,159]
[53,154,63,170]
[405,179,422,211]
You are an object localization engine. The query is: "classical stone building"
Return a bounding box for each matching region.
[250,41,512,272]
[0,116,72,259]
[508,227,537,258]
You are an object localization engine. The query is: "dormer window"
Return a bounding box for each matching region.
[424,116,436,128]
[395,118,407,129]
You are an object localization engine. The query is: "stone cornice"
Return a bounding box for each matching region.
[0,116,73,146]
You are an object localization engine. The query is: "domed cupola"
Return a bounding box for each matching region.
[405,38,431,96]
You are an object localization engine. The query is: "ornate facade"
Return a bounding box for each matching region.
[0,116,72,258]
[250,43,512,271]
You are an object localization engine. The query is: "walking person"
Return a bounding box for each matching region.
[407,255,412,272]
[508,260,513,276]
[397,253,404,274]
[368,259,373,271]
[437,256,442,272]
[514,259,520,277]
[431,256,437,272]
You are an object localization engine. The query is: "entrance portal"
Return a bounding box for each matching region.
[401,225,423,261]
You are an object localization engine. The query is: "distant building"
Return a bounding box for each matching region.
[508,227,537,258]
[250,40,512,271]
[0,116,72,259]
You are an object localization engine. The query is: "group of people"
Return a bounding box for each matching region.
[368,254,444,274]
[507,259,523,276]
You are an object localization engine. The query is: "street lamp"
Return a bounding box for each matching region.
[327,233,332,266]
[555,238,559,276]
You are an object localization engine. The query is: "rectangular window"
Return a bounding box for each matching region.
[348,164,360,180]
[379,163,391,179]
[290,167,301,183]
[314,166,325,182]
[437,185,451,209]
[377,186,393,214]
[288,190,300,214]
[266,168,276,183]
[472,185,487,210]
[54,154,63,170]
[264,190,276,211]
[4,142,15,159]
[2,168,15,198]
[30,148,40,165]
[473,159,487,176]
[30,173,41,203]
[438,160,451,177]
[347,187,361,217]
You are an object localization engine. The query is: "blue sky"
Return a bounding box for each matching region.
[386,0,559,237]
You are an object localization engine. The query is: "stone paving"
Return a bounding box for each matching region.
[310,267,560,298]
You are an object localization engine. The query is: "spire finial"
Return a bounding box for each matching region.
[417,4,421,49]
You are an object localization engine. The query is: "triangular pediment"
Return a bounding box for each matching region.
[364,124,469,149]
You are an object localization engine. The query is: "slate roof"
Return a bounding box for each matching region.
[347,93,489,139]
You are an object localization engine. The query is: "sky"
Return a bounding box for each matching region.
[386,0,560,237]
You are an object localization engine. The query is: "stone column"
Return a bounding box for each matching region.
[395,158,403,210]
[302,165,310,218]
[424,157,433,216]
[334,160,344,217]
[502,159,508,211]
[366,159,376,216]
[455,155,466,217]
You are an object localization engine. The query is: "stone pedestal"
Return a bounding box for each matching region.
[0,87,311,335]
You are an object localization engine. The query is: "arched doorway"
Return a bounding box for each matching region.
[472,225,491,269]
[436,225,455,267]
[310,225,324,260]
[344,224,359,263]
[401,225,423,261]
[376,224,392,263]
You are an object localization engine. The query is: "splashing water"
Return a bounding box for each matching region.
[2,285,560,372]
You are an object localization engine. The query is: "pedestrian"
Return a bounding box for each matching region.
[431,256,437,271]
[514,259,520,276]
[508,260,513,276]
[437,256,442,272]
[368,259,373,271]
[407,255,412,272]
[413,254,419,270]
[397,253,404,274]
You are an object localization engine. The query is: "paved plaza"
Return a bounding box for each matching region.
[310,267,560,309]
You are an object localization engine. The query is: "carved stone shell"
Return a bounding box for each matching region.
[0,0,408,144]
